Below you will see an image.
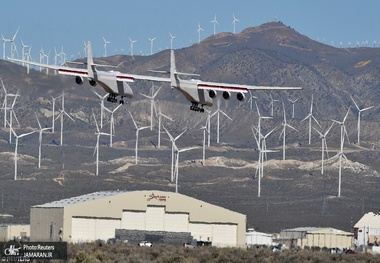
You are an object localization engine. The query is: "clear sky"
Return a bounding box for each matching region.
[0,0,379,61]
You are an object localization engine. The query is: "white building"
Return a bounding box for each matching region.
[354,212,380,247]
[30,190,246,247]
[246,228,273,247]
[0,224,30,241]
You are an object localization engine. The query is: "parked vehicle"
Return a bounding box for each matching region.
[138,241,152,247]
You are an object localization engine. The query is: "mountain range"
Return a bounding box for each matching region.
[0,21,379,233]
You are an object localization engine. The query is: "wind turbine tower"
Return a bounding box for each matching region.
[210,99,232,144]
[93,113,111,176]
[102,104,122,147]
[56,92,75,146]
[35,114,51,168]
[129,112,150,165]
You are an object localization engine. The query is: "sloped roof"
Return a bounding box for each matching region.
[32,191,125,208]
[354,212,380,228]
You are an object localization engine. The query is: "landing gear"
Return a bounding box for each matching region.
[119,96,125,105]
[107,93,118,103]
[190,102,204,113]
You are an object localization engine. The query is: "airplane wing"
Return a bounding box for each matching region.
[197,80,302,93]
[116,73,170,83]
[8,58,88,77]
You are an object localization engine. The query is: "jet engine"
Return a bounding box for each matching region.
[236,92,245,101]
[208,89,217,99]
[89,79,97,87]
[75,76,84,85]
[222,91,231,100]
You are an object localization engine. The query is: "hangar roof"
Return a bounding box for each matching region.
[32,191,125,208]
[354,212,380,228]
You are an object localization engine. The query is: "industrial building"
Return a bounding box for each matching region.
[0,224,30,241]
[280,227,353,249]
[30,190,246,247]
[354,212,380,247]
[246,228,273,247]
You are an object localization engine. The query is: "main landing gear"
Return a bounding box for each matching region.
[107,94,125,104]
[190,102,204,113]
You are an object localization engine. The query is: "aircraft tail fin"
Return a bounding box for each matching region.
[170,50,176,87]
[170,50,199,88]
[87,41,94,78]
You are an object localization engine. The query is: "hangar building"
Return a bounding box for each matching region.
[30,190,246,247]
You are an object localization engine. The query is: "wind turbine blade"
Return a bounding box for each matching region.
[300,114,311,123]
[129,111,138,129]
[350,95,360,110]
[93,112,100,132]
[220,110,232,121]
[362,106,374,111]
[174,129,187,141]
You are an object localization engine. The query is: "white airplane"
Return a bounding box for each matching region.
[152,50,303,112]
[8,41,166,104]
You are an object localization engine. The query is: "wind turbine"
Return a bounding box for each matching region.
[350,95,374,145]
[279,102,298,160]
[55,92,75,146]
[157,105,174,148]
[21,40,28,66]
[174,145,199,193]
[163,126,187,183]
[232,13,239,34]
[252,126,277,197]
[197,23,204,43]
[129,111,150,164]
[7,93,21,144]
[169,33,176,50]
[148,37,156,55]
[255,101,272,147]
[140,84,161,130]
[93,112,111,176]
[330,107,353,197]
[247,91,257,110]
[93,91,108,129]
[103,37,110,57]
[210,98,232,144]
[287,98,298,119]
[269,94,279,116]
[35,113,51,169]
[102,104,122,147]
[211,14,219,35]
[129,37,137,57]
[301,94,321,145]
[25,46,32,74]
[313,123,334,175]
[10,26,20,60]
[9,123,36,180]
[50,94,63,133]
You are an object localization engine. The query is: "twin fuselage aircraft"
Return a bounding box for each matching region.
[9,41,302,111]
